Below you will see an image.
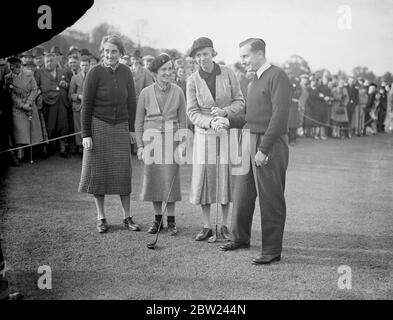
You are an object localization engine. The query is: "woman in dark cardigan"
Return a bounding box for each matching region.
[79,35,141,233]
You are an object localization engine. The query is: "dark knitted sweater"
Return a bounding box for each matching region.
[81,63,137,138]
[244,65,292,154]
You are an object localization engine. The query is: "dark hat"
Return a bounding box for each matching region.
[189,37,214,57]
[32,46,46,57]
[369,82,377,87]
[50,46,62,55]
[132,49,141,59]
[148,53,171,73]
[80,48,91,57]
[7,56,22,65]
[20,50,33,57]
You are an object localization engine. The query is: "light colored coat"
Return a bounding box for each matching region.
[5,69,43,145]
[69,72,87,112]
[186,64,245,205]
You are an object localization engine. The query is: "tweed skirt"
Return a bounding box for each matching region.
[139,132,181,202]
[78,117,132,195]
[189,130,232,205]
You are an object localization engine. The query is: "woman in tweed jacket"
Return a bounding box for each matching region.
[186,37,245,242]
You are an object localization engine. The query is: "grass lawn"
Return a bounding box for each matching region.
[1,134,393,299]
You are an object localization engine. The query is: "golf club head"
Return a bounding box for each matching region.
[147,242,156,250]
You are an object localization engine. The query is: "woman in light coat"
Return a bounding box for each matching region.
[186,37,245,242]
[135,54,187,236]
[4,57,43,160]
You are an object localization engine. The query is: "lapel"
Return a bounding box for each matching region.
[152,84,174,116]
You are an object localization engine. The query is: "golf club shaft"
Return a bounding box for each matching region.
[215,135,220,237]
[150,170,178,246]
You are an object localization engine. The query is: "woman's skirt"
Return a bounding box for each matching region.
[78,117,132,195]
[189,130,232,205]
[139,132,181,202]
[331,104,349,124]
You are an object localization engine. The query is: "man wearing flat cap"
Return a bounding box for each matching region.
[220,38,292,266]
[186,36,245,242]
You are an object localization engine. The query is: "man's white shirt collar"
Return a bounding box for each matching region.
[256,61,271,79]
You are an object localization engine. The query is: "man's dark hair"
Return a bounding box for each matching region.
[239,38,266,55]
[80,56,91,63]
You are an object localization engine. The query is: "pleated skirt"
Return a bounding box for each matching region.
[78,117,132,195]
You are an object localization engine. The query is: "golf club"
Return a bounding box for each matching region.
[29,115,33,164]
[147,170,178,250]
[208,135,220,243]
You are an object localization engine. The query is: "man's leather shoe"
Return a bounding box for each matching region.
[220,241,250,251]
[147,221,163,234]
[252,255,281,265]
[124,216,140,231]
[195,228,213,241]
[97,219,108,233]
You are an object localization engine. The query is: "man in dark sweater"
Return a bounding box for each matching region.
[220,38,292,265]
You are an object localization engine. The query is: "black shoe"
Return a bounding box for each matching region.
[4,292,24,300]
[124,216,141,231]
[220,225,230,241]
[195,228,213,241]
[220,241,250,251]
[147,221,163,234]
[167,222,178,236]
[252,255,281,265]
[97,219,108,233]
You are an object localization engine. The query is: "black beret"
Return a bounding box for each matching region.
[189,37,214,57]
[7,56,21,65]
[148,53,171,73]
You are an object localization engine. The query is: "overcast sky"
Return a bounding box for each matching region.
[69,0,393,75]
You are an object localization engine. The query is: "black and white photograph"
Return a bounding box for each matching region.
[0,0,392,306]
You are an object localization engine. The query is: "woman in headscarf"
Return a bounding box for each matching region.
[135,53,187,235]
[79,35,141,233]
[186,37,245,242]
[4,57,43,161]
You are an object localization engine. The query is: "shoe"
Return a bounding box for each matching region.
[220,225,230,240]
[147,221,163,234]
[60,151,68,158]
[97,219,108,233]
[289,142,295,146]
[124,216,141,231]
[167,222,178,236]
[320,136,327,140]
[313,136,320,140]
[252,254,281,265]
[220,241,250,251]
[195,228,213,241]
